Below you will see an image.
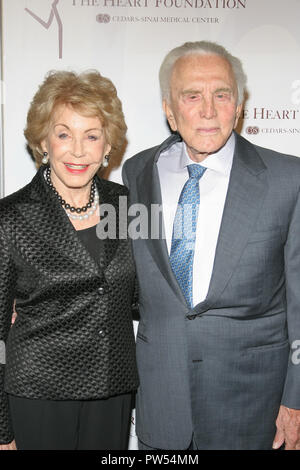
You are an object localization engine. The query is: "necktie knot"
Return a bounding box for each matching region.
[187,164,206,180]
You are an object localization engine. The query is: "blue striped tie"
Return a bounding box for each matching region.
[169,164,206,307]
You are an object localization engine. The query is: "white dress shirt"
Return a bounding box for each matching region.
[157,132,235,306]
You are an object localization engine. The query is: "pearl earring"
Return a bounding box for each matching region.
[42,152,49,165]
[102,154,110,168]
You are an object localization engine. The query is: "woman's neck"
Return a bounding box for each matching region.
[50,174,93,208]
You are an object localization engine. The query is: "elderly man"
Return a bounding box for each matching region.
[122,41,300,450]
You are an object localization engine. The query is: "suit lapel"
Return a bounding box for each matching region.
[194,133,268,314]
[136,134,188,305]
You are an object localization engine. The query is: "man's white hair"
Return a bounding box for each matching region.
[159,41,247,105]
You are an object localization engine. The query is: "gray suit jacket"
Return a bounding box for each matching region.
[122,132,300,450]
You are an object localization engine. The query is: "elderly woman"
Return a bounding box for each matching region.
[0,71,138,450]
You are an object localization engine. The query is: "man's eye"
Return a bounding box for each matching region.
[184,94,199,102]
[216,93,229,100]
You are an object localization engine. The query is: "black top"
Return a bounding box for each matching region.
[76,225,103,265]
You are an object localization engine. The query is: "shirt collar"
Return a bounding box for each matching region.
[179,132,236,176]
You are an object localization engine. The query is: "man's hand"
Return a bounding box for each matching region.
[0,440,17,450]
[273,405,300,450]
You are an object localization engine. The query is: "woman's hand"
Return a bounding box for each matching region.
[0,440,17,450]
[11,300,17,326]
[11,311,17,325]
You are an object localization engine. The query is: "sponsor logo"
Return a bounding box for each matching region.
[72,0,247,8]
[243,108,299,120]
[246,126,259,135]
[25,0,63,59]
[96,13,111,21]
[108,15,219,21]
[243,107,300,137]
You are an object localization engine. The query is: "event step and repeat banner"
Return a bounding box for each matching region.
[0,0,300,448]
[1,0,300,197]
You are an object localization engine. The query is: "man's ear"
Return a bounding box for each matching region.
[234,103,243,128]
[162,99,177,132]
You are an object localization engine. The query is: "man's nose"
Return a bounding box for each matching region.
[199,97,217,119]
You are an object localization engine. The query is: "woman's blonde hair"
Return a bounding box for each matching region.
[24,70,127,166]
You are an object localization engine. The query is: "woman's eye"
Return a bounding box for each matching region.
[87,135,99,141]
[58,133,69,139]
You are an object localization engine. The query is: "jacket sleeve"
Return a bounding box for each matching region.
[0,224,16,444]
[281,187,300,409]
[122,164,140,321]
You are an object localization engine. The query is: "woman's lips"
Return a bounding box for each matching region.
[64,163,89,174]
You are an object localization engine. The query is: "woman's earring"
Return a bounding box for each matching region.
[102,154,110,168]
[42,152,49,165]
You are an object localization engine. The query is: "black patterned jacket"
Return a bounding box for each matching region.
[0,167,139,444]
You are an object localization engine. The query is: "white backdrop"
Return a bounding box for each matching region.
[1,0,300,449]
[1,0,300,197]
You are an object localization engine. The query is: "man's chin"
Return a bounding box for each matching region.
[186,136,231,160]
[187,144,222,161]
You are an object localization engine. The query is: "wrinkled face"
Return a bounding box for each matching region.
[41,104,111,191]
[163,54,242,161]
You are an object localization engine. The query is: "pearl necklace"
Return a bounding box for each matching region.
[44,167,99,221]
